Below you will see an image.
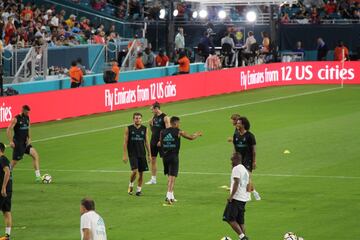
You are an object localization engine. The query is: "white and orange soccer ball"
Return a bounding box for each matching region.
[42,174,52,184]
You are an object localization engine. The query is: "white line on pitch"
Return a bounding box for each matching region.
[32,86,341,143]
[14,168,360,180]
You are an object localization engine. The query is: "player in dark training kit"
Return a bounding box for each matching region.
[0,143,13,240]
[233,117,261,201]
[6,105,42,183]
[146,102,170,185]
[160,116,202,204]
[123,113,151,196]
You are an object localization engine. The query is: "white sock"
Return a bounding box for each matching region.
[129,182,134,187]
[239,233,245,239]
[166,192,171,199]
[35,170,41,177]
[5,227,11,235]
[136,186,142,192]
[170,192,175,200]
[151,176,156,181]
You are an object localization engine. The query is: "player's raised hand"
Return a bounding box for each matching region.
[123,155,128,164]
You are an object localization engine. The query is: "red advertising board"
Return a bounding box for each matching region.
[0,61,359,128]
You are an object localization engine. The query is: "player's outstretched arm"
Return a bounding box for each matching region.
[123,127,129,163]
[180,131,202,140]
[6,118,17,148]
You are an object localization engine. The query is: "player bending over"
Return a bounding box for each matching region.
[223,152,250,240]
[233,117,261,200]
[146,102,170,185]
[123,113,151,196]
[6,105,41,183]
[0,143,12,240]
[160,116,202,204]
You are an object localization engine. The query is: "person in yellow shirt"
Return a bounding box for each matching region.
[65,14,76,28]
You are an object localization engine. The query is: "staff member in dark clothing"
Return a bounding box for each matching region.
[123,113,151,196]
[160,116,202,204]
[317,38,328,61]
[145,102,170,185]
[0,143,12,240]
[6,105,42,183]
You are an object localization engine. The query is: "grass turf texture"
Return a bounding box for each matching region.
[0,85,359,240]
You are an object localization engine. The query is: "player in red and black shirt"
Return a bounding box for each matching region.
[0,143,12,240]
[233,117,261,201]
[123,113,151,196]
[145,102,170,185]
[6,105,42,183]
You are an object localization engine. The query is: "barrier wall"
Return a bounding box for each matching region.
[0,61,359,128]
[6,63,205,95]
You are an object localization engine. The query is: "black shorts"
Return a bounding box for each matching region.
[223,199,246,225]
[13,140,32,161]
[163,155,179,177]
[71,82,81,88]
[0,192,12,212]
[129,156,149,172]
[150,143,162,158]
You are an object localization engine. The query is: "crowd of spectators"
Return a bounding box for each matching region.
[0,0,123,51]
[280,0,360,24]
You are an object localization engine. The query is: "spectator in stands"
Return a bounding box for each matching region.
[281,13,290,23]
[293,41,305,55]
[317,37,328,61]
[92,0,106,11]
[69,60,83,88]
[93,31,106,44]
[50,13,60,28]
[128,0,142,20]
[221,32,235,50]
[324,0,337,15]
[175,27,185,52]
[155,49,169,67]
[334,41,349,61]
[4,16,15,45]
[260,31,270,53]
[43,9,52,22]
[310,7,320,24]
[65,14,76,28]
[177,51,190,74]
[198,31,214,62]
[243,31,257,53]
[21,4,33,23]
[142,47,155,68]
[135,52,145,70]
[205,49,222,71]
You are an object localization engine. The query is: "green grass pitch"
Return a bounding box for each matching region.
[0,85,359,240]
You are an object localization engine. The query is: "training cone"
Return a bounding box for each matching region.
[283,150,291,154]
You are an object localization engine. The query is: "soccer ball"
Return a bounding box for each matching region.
[42,174,52,184]
[284,232,298,240]
[221,237,232,240]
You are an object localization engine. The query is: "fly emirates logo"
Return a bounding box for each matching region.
[0,103,12,123]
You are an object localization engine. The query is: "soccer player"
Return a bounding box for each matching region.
[0,143,12,240]
[80,198,107,240]
[123,113,151,196]
[160,116,202,204]
[145,102,170,185]
[233,117,261,200]
[223,152,250,240]
[6,105,41,183]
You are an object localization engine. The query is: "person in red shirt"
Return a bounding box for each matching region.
[334,41,349,61]
[135,52,145,70]
[4,17,16,45]
[324,0,337,14]
[21,5,34,23]
[155,50,169,67]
